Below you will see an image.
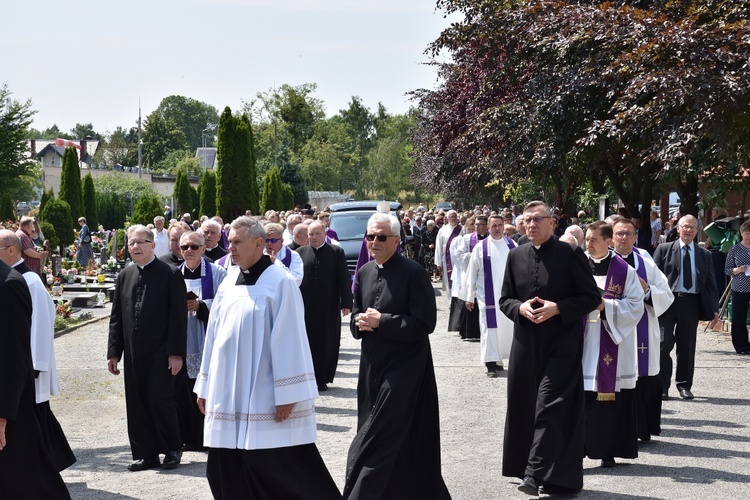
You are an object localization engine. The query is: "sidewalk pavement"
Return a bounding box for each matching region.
[53,285,750,499]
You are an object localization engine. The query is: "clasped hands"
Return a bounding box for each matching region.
[355,307,381,332]
[519,297,560,324]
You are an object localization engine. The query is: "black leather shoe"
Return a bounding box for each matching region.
[678,388,694,400]
[318,384,328,392]
[127,458,160,472]
[486,370,498,378]
[601,457,616,468]
[661,392,670,400]
[518,476,539,496]
[162,450,182,470]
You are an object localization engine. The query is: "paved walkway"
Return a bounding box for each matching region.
[53,286,750,498]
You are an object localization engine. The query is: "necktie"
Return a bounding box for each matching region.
[683,246,693,290]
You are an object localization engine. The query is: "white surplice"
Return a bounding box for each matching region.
[267,245,304,286]
[462,237,514,366]
[434,223,463,296]
[13,260,58,403]
[583,252,644,392]
[194,264,319,450]
[183,259,227,379]
[618,250,674,376]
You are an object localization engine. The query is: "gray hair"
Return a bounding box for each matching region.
[230,216,266,240]
[0,230,21,253]
[368,213,400,237]
[153,216,165,224]
[201,219,222,232]
[127,224,153,242]
[286,214,302,226]
[180,230,205,246]
[264,222,284,236]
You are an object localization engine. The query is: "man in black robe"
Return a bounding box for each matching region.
[0,260,70,498]
[159,221,193,269]
[201,219,229,262]
[344,213,450,500]
[297,221,352,391]
[108,225,188,471]
[499,201,601,496]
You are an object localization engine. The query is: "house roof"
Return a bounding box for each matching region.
[30,139,100,164]
[195,147,217,169]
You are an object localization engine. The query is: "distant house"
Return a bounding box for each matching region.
[29,138,100,169]
[195,147,217,169]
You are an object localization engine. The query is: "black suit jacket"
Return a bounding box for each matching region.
[653,240,719,321]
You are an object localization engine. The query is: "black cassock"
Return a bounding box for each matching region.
[297,244,353,386]
[108,258,187,460]
[344,253,450,500]
[0,262,70,499]
[499,237,600,492]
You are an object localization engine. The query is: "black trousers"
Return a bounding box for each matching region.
[659,293,699,392]
[730,290,750,353]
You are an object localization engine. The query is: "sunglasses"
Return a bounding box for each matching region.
[180,244,202,251]
[265,238,280,244]
[365,234,395,242]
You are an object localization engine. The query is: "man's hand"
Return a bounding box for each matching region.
[708,312,721,330]
[436,265,443,271]
[341,308,351,317]
[187,299,200,312]
[275,403,294,423]
[465,301,474,311]
[267,249,276,263]
[596,298,605,311]
[197,398,206,415]
[107,357,120,375]
[519,297,560,324]
[638,276,649,292]
[0,418,6,451]
[167,355,183,376]
[355,307,381,331]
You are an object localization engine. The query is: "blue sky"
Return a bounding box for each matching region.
[2,0,458,136]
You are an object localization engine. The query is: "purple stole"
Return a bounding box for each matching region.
[180,260,215,301]
[280,246,292,268]
[633,252,650,377]
[217,254,231,269]
[481,236,514,328]
[469,232,479,251]
[445,224,462,282]
[598,253,629,401]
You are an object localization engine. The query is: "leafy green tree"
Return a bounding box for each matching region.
[59,147,84,221]
[281,184,294,212]
[0,194,14,220]
[82,173,99,229]
[277,148,307,206]
[173,155,202,177]
[142,111,189,167]
[93,128,138,168]
[340,96,375,198]
[40,198,74,251]
[39,187,53,216]
[261,167,285,213]
[70,123,100,140]
[152,96,219,150]
[38,220,58,252]
[216,107,259,219]
[199,169,217,217]
[92,172,158,200]
[173,169,193,217]
[96,191,127,230]
[0,85,36,201]
[131,192,163,226]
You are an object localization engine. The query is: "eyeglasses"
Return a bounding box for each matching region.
[0,246,8,251]
[128,240,153,247]
[265,238,280,244]
[365,234,396,242]
[180,244,202,251]
[523,216,550,225]
[679,225,697,232]
[614,232,635,238]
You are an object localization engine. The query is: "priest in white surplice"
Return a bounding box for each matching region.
[612,218,674,442]
[461,215,515,377]
[264,223,303,286]
[582,221,644,469]
[194,216,340,499]
[435,210,464,331]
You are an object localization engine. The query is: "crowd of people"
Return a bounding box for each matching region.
[1,198,744,498]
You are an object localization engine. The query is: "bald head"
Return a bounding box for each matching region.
[0,230,22,266]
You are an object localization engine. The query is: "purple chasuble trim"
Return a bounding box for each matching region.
[633,252,650,377]
[482,237,498,328]
[469,232,478,252]
[445,224,462,282]
[598,253,629,401]
[281,246,292,268]
[180,260,215,300]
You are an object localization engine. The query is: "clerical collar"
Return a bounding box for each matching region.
[235,255,272,286]
[137,256,156,270]
[10,258,24,268]
[477,233,488,240]
[206,244,218,251]
[184,260,202,275]
[616,251,632,259]
[313,242,326,250]
[589,253,610,263]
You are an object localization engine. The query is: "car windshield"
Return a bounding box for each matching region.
[329,212,374,241]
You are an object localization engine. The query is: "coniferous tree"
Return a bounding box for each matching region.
[59,147,84,221]
[40,198,74,251]
[216,107,259,220]
[261,167,285,213]
[39,186,53,216]
[281,184,294,211]
[199,169,217,217]
[173,169,193,217]
[82,173,99,230]
[0,194,14,220]
[239,114,260,214]
[131,193,163,226]
[96,191,127,230]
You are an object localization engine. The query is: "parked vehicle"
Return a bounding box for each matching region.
[328,201,402,276]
